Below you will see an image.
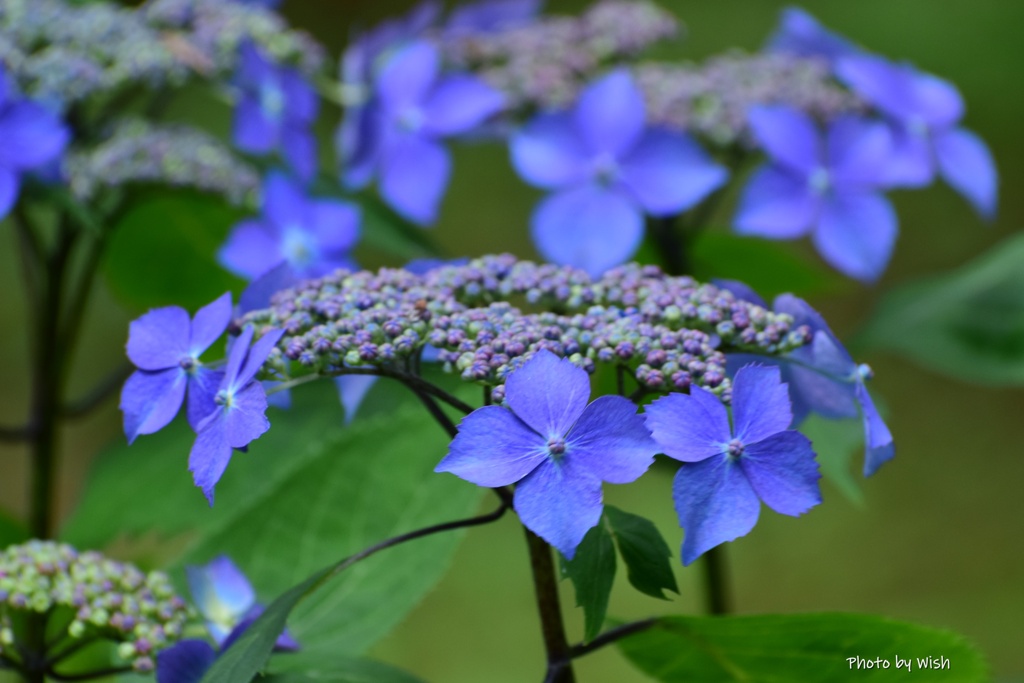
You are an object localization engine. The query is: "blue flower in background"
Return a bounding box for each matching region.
[0,67,70,219]
[233,43,319,181]
[765,6,859,63]
[364,40,505,225]
[836,55,998,218]
[189,325,284,504]
[717,286,895,477]
[436,350,658,558]
[735,105,896,282]
[645,365,821,565]
[219,172,360,282]
[511,70,727,278]
[338,1,441,190]
[120,293,232,444]
[186,556,298,649]
[445,0,544,35]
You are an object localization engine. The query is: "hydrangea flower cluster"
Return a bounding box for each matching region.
[0,541,190,674]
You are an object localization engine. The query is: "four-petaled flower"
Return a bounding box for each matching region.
[435,350,659,558]
[0,67,70,219]
[765,6,859,64]
[367,39,505,225]
[189,324,284,505]
[836,55,998,219]
[511,70,727,278]
[219,171,360,282]
[186,556,298,649]
[121,293,232,444]
[233,43,319,181]
[645,365,822,565]
[735,105,896,282]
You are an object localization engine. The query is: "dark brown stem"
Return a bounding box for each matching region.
[524,529,576,683]
[702,545,731,614]
[650,215,688,275]
[568,618,657,659]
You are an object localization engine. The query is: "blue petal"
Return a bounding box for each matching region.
[826,116,893,188]
[155,640,217,683]
[513,456,604,560]
[531,184,643,278]
[934,127,998,220]
[223,326,255,389]
[880,123,935,187]
[127,306,191,370]
[784,363,858,422]
[186,556,256,632]
[435,405,546,487]
[505,350,590,438]
[731,365,793,444]
[263,172,307,229]
[189,293,232,357]
[574,69,645,157]
[375,40,439,109]
[381,134,451,225]
[218,219,282,281]
[813,190,898,282]
[238,262,299,314]
[237,329,285,389]
[232,96,279,155]
[619,129,728,216]
[855,383,894,477]
[740,431,821,516]
[189,413,233,506]
[645,386,730,463]
[309,199,361,254]
[281,127,318,181]
[673,457,760,566]
[446,0,542,34]
[281,68,319,124]
[121,368,187,443]
[186,367,224,432]
[566,395,657,484]
[837,56,963,128]
[765,7,859,62]
[747,106,821,175]
[335,374,377,424]
[733,165,817,239]
[712,279,767,308]
[0,102,69,170]
[422,76,505,136]
[338,101,381,189]
[510,113,589,189]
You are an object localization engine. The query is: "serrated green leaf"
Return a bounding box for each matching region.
[560,522,616,643]
[798,414,866,507]
[618,613,989,682]
[605,506,678,600]
[859,233,1024,385]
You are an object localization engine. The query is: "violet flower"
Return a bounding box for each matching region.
[765,7,859,64]
[435,350,658,558]
[646,365,821,565]
[511,70,727,277]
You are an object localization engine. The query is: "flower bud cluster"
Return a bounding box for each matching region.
[240,255,809,402]
[441,0,679,109]
[634,52,864,146]
[0,541,191,673]
[64,119,260,204]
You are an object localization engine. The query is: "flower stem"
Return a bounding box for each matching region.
[650,215,688,275]
[702,545,731,614]
[524,529,576,683]
[568,618,657,658]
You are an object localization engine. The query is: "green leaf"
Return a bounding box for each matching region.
[860,233,1024,385]
[559,522,616,642]
[689,233,849,301]
[352,195,440,262]
[798,415,866,506]
[63,379,482,665]
[265,655,425,683]
[604,506,678,600]
[0,507,28,548]
[618,613,989,682]
[103,191,245,311]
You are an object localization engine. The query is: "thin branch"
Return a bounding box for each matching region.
[702,545,731,615]
[568,618,657,659]
[61,364,133,419]
[525,529,576,683]
[0,424,33,442]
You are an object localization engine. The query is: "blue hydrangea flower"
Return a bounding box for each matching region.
[219,172,360,282]
[735,105,896,282]
[511,70,727,278]
[189,325,284,504]
[233,43,319,181]
[0,67,70,219]
[445,0,543,35]
[645,365,821,565]
[186,556,298,649]
[362,39,504,225]
[435,350,658,558]
[764,7,859,63]
[717,287,894,477]
[836,55,998,218]
[338,2,442,190]
[120,293,232,444]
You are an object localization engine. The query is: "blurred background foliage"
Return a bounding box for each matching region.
[1,0,1022,681]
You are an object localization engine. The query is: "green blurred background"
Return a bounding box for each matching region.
[1,1,1023,681]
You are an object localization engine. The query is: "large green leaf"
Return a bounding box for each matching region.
[618,613,989,682]
[103,191,245,311]
[560,522,617,643]
[0,507,28,548]
[265,657,426,683]
[63,378,482,665]
[605,506,678,600]
[860,233,1024,385]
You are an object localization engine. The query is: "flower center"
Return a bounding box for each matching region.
[282,228,318,269]
[726,438,745,459]
[214,389,234,409]
[259,82,286,121]
[908,116,929,138]
[547,436,567,458]
[591,152,620,186]
[808,166,831,195]
[398,106,425,133]
[856,363,874,382]
[179,356,197,372]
